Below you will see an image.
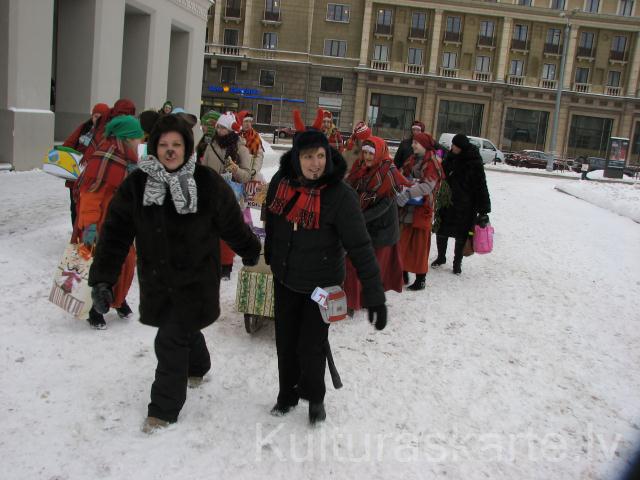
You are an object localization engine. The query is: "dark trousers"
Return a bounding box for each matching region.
[68,187,77,228]
[436,235,467,266]
[274,281,329,406]
[148,322,211,422]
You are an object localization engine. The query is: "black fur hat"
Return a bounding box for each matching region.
[147,114,194,162]
[290,129,333,178]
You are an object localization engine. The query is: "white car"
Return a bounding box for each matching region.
[438,133,505,164]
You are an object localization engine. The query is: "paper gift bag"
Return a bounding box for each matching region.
[49,243,93,318]
[235,267,275,318]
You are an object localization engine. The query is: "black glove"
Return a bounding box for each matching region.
[367,304,387,331]
[242,256,259,267]
[477,214,490,228]
[91,282,113,314]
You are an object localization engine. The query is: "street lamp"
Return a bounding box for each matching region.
[546,8,579,171]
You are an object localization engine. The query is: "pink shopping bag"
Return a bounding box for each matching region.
[473,224,494,254]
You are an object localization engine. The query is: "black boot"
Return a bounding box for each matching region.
[453,236,466,275]
[432,235,448,267]
[402,271,409,284]
[431,257,446,267]
[309,402,326,425]
[453,262,462,275]
[115,300,133,319]
[407,274,426,291]
[270,402,297,417]
[87,307,106,330]
[221,264,232,281]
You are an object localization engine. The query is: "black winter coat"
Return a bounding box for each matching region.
[88,164,261,330]
[363,197,399,248]
[393,138,414,169]
[264,149,386,308]
[437,146,491,238]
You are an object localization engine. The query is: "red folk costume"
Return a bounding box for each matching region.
[309,108,343,152]
[398,133,444,275]
[343,136,410,310]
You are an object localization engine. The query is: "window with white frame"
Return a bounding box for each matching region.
[579,32,595,49]
[575,67,589,83]
[584,0,599,13]
[220,66,236,83]
[262,32,278,49]
[607,71,621,87]
[446,16,461,33]
[408,48,423,65]
[264,0,280,21]
[225,0,241,18]
[259,69,275,87]
[327,4,350,22]
[324,39,347,57]
[550,0,565,9]
[618,0,634,16]
[475,56,491,72]
[542,63,556,79]
[546,28,561,45]
[410,12,427,37]
[377,9,393,27]
[223,29,239,46]
[442,52,457,68]
[373,44,390,61]
[479,20,495,38]
[509,59,524,76]
[612,35,627,52]
[513,24,528,41]
[256,104,272,124]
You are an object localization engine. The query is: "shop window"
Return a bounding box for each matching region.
[436,100,484,137]
[368,93,417,140]
[256,104,272,124]
[568,115,613,159]
[502,107,550,151]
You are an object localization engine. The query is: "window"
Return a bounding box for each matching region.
[612,35,627,53]
[368,93,417,139]
[408,48,423,65]
[437,100,484,137]
[442,52,457,68]
[584,0,599,12]
[220,66,236,83]
[513,24,528,42]
[550,0,565,9]
[410,12,427,37]
[327,4,350,22]
[479,20,495,38]
[320,76,343,93]
[323,109,341,127]
[259,69,275,87]
[503,108,550,151]
[225,0,241,18]
[446,16,461,33]
[618,0,634,16]
[264,0,280,21]
[542,63,556,79]
[546,28,561,45]
[324,39,347,57]
[509,59,524,76]
[256,104,272,124]
[579,32,594,49]
[607,71,621,87]
[518,0,532,5]
[568,115,613,158]
[376,9,393,34]
[263,32,278,49]
[476,56,491,72]
[575,67,589,83]
[223,29,239,46]
[373,45,390,62]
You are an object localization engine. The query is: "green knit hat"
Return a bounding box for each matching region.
[105,115,144,139]
[201,110,221,137]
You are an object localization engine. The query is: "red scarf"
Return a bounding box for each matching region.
[347,137,410,210]
[268,179,326,229]
[241,128,263,156]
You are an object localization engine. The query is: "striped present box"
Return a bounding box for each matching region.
[235,268,274,318]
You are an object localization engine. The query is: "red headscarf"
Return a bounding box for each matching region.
[92,103,110,117]
[109,98,136,120]
[401,133,444,184]
[347,136,410,210]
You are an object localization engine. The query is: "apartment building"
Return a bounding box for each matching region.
[204,0,640,163]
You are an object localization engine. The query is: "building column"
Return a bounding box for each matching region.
[421,79,438,131]
[145,11,172,110]
[90,0,125,106]
[244,0,254,47]
[495,17,513,83]
[354,72,368,123]
[428,9,443,75]
[211,0,223,45]
[562,27,579,90]
[359,0,373,66]
[184,20,208,120]
[625,33,640,97]
[487,88,505,142]
[0,0,54,170]
[553,99,571,156]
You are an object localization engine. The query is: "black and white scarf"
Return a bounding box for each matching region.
[138,155,198,214]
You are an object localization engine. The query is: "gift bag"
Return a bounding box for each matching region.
[473,224,494,254]
[236,264,275,318]
[49,243,94,318]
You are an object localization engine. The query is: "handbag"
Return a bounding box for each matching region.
[311,286,348,324]
[463,236,474,257]
[49,243,94,318]
[473,224,494,254]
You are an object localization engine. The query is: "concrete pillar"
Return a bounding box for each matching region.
[183,22,208,118]
[359,0,373,66]
[353,72,368,123]
[562,27,579,90]
[211,0,223,45]
[145,11,172,110]
[428,9,443,75]
[625,33,640,97]
[495,18,513,82]
[167,29,190,108]
[0,0,55,170]
[554,99,571,156]
[244,0,254,47]
[90,0,125,106]
[120,12,151,113]
[487,88,505,142]
[421,79,438,131]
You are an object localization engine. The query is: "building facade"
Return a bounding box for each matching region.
[204,0,640,163]
[1,0,211,171]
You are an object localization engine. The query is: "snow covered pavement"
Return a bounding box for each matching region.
[0,165,639,480]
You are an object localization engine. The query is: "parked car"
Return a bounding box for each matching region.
[505,150,563,170]
[571,156,607,173]
[438,133,505,164]
[274,126,295,139]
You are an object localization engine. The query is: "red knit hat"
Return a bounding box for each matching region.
[413,132,435,151]
[323,110,333,120]
[110,98,136,118]
[352,121,371,141]
[92,103,110,117]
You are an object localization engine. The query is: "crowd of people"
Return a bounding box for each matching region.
[59,100,490,432]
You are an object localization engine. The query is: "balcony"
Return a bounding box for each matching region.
[473,71,492,82]
[371,60,389,71]
[375,23,393,38]
[576,46,594,60]
[224,7,241,21]
[408,28,427,42]
[262,10,281,25]
[573,82,591,93]
[477,35,496,49]
[543,43,561,56]
[609,50,628,63]
[539,79,557,89]
[443,31,461,44]
[405,64,424,74]
[510,39,529,52]
[440,67,458,78]
[605,86,621,96]
[205,43,245,58]
[507,75,525,86]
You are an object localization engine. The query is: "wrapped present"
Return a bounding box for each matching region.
[244,180,268,209]
[235,265,274,318]
[42,146,83,180]
[49,243,93,318]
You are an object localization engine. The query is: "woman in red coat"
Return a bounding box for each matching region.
[344,136,410,313]
[396,132,444,290]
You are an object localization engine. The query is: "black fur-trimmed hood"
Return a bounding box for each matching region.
[277,146,347,187]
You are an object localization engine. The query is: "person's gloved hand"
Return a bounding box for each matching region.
[83,224,98,247]
[396,190,410,207]
[91,282,113,314]
[477,214,490,228]
[242,256,259,267]
[367,304,387,331]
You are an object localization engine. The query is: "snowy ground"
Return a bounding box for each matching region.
[486,163,639,184]
[555,181,640,224]
[1,154,640,480]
